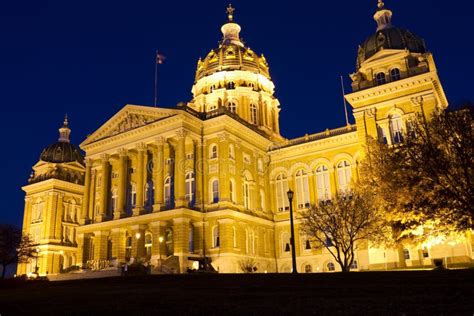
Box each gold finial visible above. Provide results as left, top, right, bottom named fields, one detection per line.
left=378, top=0, right=385, bottom=9
left=226, top=4, right=235, bottom=21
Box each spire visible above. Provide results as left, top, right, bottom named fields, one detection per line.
left=58, top=114, right=71, bottom=143
left=374, top=0, right=393, bottom=31
left=221, top=4, right=243, bottom=47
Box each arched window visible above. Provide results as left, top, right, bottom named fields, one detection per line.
left=390, top=68, right=401, bottom=81
left=304, top=264, right=312, bottom=273
left=209, top=144, right=218, bottom=159
left=243, top=176, right=251, bottom=209
left=145, top=233, right=152, bottom=259
left=316, top=165, right=331, bottom=201
left=375, top=72, right=386, bottom=85
left=125, top=236, right=132, bottom=261
left=275, top=174, right=289, bottom=212
left=250, top=103, right=258, bottom=124
left=403, top=248, right=410, bottom=260
left=327, top=262, right=335, bottom=272
left=164, top=176, right=173, bottom=208
left=227, top=81, right=235, bottom=89
left=211, top=179, right=219, bottom=203
left=110, top=188, right=118, bottom=212
left=227, top=100, right=237, bottom=113
left=337, top=161, right=352, bottom=193
left=295, top=169, right=310, bottom=209
left=229, top=144, right=235, bottom=159
left=185, top=172, right=195, bottom=206
left=377, top=125, right=388, bottom=144
left=390, top=114, right=404, bottom=144
left=212, top=225, right=220, bottom=247
left=229, top=179, right=236, bottom=203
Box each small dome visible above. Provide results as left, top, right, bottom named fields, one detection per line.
left=40, top=142, right=84, bottom=165
left=39, top=115, right=84, bottom=165
left=357, top=27, right=426, bottom=70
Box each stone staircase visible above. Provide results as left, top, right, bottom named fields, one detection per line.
left=152, top=255, right=180, bottom=274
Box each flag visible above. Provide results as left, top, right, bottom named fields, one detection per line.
left=156, top=52, right=166, bottom=64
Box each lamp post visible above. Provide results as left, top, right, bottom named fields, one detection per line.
left=287, top=189, right=298, bottom=274
left=158, top=236, right=164, bottom=271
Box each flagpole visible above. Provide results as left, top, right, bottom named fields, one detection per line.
left=340, top=75, right=349, bottom=126
left=154, top=50, right=159, bottom=107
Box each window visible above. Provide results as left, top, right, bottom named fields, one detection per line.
left=305, top=239, right=311, bottom=250
left=145, top=233, right=152, bottom=259
left=337, top=161, right=352, bottom=193
left=282, top=233, right=290, bottom=253
left=250, top=104, right=258, bottom=124
left=229, top=179, right=236, bottom=203
left=422, top=248, right=429, bottom=258
left=185, top=172, right=195, bottom=206
left=375, top=72, right=386, bottom=85
left=350, top=260, right=358, bottom=270
left=316, top=165, right=331, bottom=201
left=390, top=114, right=404, bottom=144
left=275, top=174, right=289, bottom=212
left=229, top=144, right=235, bottom=159
left=110, top=188, right=118, bottom=212
left=377, top=125, right=388, bottom=144
left=304, top=264, right=312, bottom=273
left=327, top=262, right=335, bottom=272
left=227, top=100, right=237, bottom=113
left=189, top=225, right=194, bottom=252
left=243, top=176, right=251, bottom=209
left=227, top=81, right=235, bottom=89
left=130, top=183, right=137, bottom=207
left=211, top=179, right=219, bottom=203
left=390, top=68, right=401, bottom=81
left=403, top=249, right=410, bottom=260
left=295, top=169, right=310, bottom=209
left=125, top=236, right=132, bottom=261
left=209, top=144, right=218, bottom=159
left=164, top=176, right=173, bottom=208
left=213, top=226, right=220, bottom=247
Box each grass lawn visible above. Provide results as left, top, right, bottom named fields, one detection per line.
left=0, top=269, right=473, bottom=315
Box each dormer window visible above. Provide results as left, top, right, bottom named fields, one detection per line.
left=390, top=68, right=401, bottom=81
left=375, top=72, right=386, bottom=85
left=227, top=81, right=235, bottom=90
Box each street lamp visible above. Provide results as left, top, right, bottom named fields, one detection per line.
left=158, top=236, right=164, bottom=271
left=287, top=189, right=297, bottom=274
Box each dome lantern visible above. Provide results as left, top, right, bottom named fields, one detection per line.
left=221, top=4, right=243, bottom=47
left=58, top=114, right=71, bottom=143
left=374, top=0, right=393, bottom=31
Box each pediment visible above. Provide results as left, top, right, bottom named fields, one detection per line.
left=362, top=49, right=408, bottom=66
left=81, top=104, right=179, bottom=146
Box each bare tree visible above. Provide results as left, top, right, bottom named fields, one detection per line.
left=302, top=190, right=388, bottom=272
left=0, top=224, right=36, bottom=279
left=362, top=105, right=474, bottom=242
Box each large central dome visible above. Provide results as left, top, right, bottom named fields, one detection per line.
left=195, top=6, right=270, bottom=82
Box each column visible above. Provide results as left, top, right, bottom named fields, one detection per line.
left=131, top=225, right=146, bottom=260
left=150, top=221, right=167, bottom=260
left=88, top=170, right=96, bottom=220
left=93, top=231, right=108, bottom=260
left=217, top=219, right=234, bottom=252
left=80, top=159, right=92, bottom=224
left=218, top=133, right=230, bottom=203
left=111, top=228, right=126, bottom=263
left=153, top=137, right=165, bottom=212
left=173, top=218, right=191, bottom=273
left=174, top=130, right=187, bottom=208
left=133, top=143, right=146, bottom=215
left=115, top=148, right=128, bottom=219
left=195, top=139, right=205, bottom=209
left=76, top=233, right=85, bottom=267
left=97, top=154, right=110, bottom=222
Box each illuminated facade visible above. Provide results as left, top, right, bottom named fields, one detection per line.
left=18, top=3, right=473, bottom=276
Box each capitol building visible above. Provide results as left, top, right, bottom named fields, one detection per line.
left=17, top=2, right=473, bottom=276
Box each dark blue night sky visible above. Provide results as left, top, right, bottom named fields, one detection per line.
left=1, top=0, right=473, bottom=227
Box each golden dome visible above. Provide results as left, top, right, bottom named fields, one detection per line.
left=195, top=5, right=270, bottom=82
